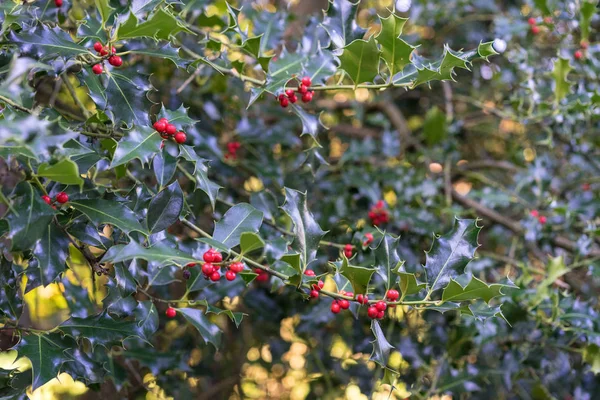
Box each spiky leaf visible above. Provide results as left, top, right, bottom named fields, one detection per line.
left=213, top=203, right=263, bottom=248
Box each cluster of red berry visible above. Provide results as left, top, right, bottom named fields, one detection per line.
left=278, top=76, right=314, bottom=108
left=330, top=291, right=352, bottom=314
left=253, top=268, right=270, bottom=282
left=41, top=192, right=69, bottom=208
left=367, top=301, right=387, bottom=319
left=305, top=270, right=324, bottom=298
left=153, top=118, right=187, bottom=144
left=368, top=200, right=389, bottom=226
left=91, top=42, right=122, bottom=75
left=530, top=210, right=547, bottom=225
left=527, top=16, right=552, bottom=35
left=343, top=244, right=353, bottom=258
left=575, top=40, right=588, bottom=61
left=224, top=141, right=241, bottom=161
left=363, top=232, right=374, bottom=247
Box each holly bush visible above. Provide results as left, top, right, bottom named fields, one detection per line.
left=0, top=0, right=599, bottom=398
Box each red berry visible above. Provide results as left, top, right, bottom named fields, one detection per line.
left=202, top=263, right=215, bottom=275
left=182, top=269, right=191, bottom=280
left=230, top=262, right=244, bottom=273
left=93, top=42, right=103, bottom=52
left=304, top=269, right=316, bottom=276
left=203, top=251, right=215, bottom=262
left=288, top=94, right=298, bottom=103
left=310, top=290, right=319, bottom=299
left=210, top=270, right=221, bottom=281
left=212, top=251, right=223, bottom=263
left=386, top=290, right=399, bottom=301
left=99, top=47, right=109, bottom=56
left=165, top=307, right=176, bottom=318
left=159, top=117, right=168, bottom=123
left=376, top=200, right=385, bottom=208
left=531, top=25, right=540, bottom=34
left=174, top=132, right=187, bottom=144
left=165, top=124, right=177, bottom=135
left=580, top=40, right=589, bottom=49
left=317, top=280, right=324, bottom=290
left=285, top=89, right=295, bottom=97
left=298, top=84, right=308, bottom=94
left=530, top=210, right=539, bottom=218
left=225, top=271, right=236, bottom=281
left=375, top=301, right=387, bottom=311
left=330, top=301, right=341, bottom=314
left=153, top=120, right=167, bottom=132
left=574, top=50, right=583, bottom=60
left=367, top=306, right=378, bottom=319
left=538, top=215, right=547, bottom=224
left=346, top=292, right=353, bottom=298
left=527, top=17, right=536, bottom=25
left=255, top=271, right=269, bottom=282
left=363, top=232, right=374, bottom=246
left=279, top=94, right=289, bottom=108
left=112, top=47, right=116, bottom=54
left=339, top=299, right=350, bottom=310
left=582, top=183, right=591, bottom=191
left=92, top=64, right=103, bottom=75
left=377, top=310, right=385, bottom=319
left=55, top=0, right=62, bottom=6
left=302, top=91, right=314, bottom=103
left=56, top=192, right=69, bottom=204
left=186, top=262, right=196, bottom=267
left=108, top=55, right=123, bottom=67
left=41, top=195, right=52, bottom=205
left=301, top=76, right=312, bottom=87
left=356, top=294, right=369, bottom=304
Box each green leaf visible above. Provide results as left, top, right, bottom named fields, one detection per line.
left=59, top=311, right=144, bottom=349
left=15, top=333, right=73, bottom=391
left=580, top=1, right=596, bottom=42
left=157, top=103, right=197, bottom=126
left=552, top=57, right=573, bottom=103
left=240, top=232, right=265, bottom=255
left=413, top=46, right=470, bottom=87
left=532, top=256, right=568, bottom=306
left=321, top=0, right=366, bottom=49
left=338, top=255, right=375, bottom=295
left=153, top=150, right=177, bottom=188
left=213, top=203, right=263, bottom=248
left=424, top=219, right=481, bottom=295
left=534, top=0, right=552, bottom=15
left=458, top=301, right=508, bottom=323
left=423, top=106, right=447, bottom=145
left=477, top=41, right=499, bottom=61
left=290, top=104, right=319, bottom=138
left=370, top=320, right=394, bottom=368
left=37, top=159, right=84, bottom=186
left=196, top=238, right=230, bottom=254
left=281, top=188, right=326, bottom=270
left=147, top=181, right=183, bottom=233
left=62, top=139, right=102, bottom=173
left=241, top=35, right=262, bottom=59
left=3, top=182, right=56, bottom=252
left=179, top=146, right=221, bottom=210
left=117, top=9, right=192, bottom=40
left=583, top=344, right=600, bottom=375
left=128, top=43, right=189, bottom=68
left=110, top=126, right=162, bottom=168
left=376, top=14, right=415, bottom=76
left=101, top=240, right=195, bottom=267
left=102, top=70, right=152, bottom=126
left=0, top=257, right=23, bottom=319
left=201, top=301, right=245, bottom=328
left=397, top=272, right=426, bottom=301
left=30, top=223, right=70, bottom=287
left=0, top=144, right=37, bottom=160
left=249, top=50, right=306, bottom=106
left=302, top=49, right=337, bottom=84
left=10, top=26, right=89, bottom=58
left=373, top=233, right=403, bottom=291
left=95, top=0, right=114, bottom=26
left=70, top=198, right=147, bottom=236
left=279, top=253, right=303, bottom=286
left=177, top=308, right=222, bottom=349
left=338, top=37, right=381, bottom=86
left=442, top=277, right=517, bottom=304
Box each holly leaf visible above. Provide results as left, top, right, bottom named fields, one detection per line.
left=179, top=146, right=221, bottom=210
left=147, top=181, right=183, bottom=233
left=101, top=240, right=195, bottom=267
left=59, top=311, right=145, bottom=348
left=376, top=14, right=415, bottom=76
left=3, top=182, right=56, bottom=252
left=128, top=43, right=189, bottom=69
left=338, top=255, right=375, bottom=295
left=580, top=1, right=596, bottom=41
left=423, top=219, right=481, bottom=295
left=397, top=272, right=426, bottom=301
left=110, top=126, right=162, bottom=168
left=370, top=320, right=394, bottom=368
left=103, top=69, right=152, bottom=126
left=442, top=277, right=517, bottom=304
left=338, top=37, right=381, bottom=86
left=374, top=233, right=403, bottom=291
left=11, top=25, right=88, bottom=58
left=177, top=308, right=222, bottom=349
left=0, top=257, right=23, bottom=319
left=153, top=149, right=177, bottom=189
left=15, top=333, right=73, bottom=391
left=291, top=104, right=319, bottom=138
left=157, top=103, right=197, bottom=126
left=281, top=188, right=326, bottom=270
left=95, top=0, right=114, bottom=26
left=458, top=301, right=508, bottom=323
left=240, top=232, right=265, bottom=255
left=321, top=0, right=366, bottom=49
left=37, top=159, right=84, bottom=186
left=248, top=50, right=306, bottom=106
left=30, top=223, right=70, bottom=287
left=0, top=144, right=38, bottom=161
left=583, top=344, right=600, bottom=375
left=213, top=203, right=263, bottom=248
left=552, top=57, right=573, bottom=103
left=117, top=8, right=192, bottom=40
left=69, top=198, right=147, bottom=236
left=302, top=49, right=337, bottom=84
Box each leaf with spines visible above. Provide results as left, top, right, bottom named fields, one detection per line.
left=240, top=232, right=265, bottom=255
left=374, top=233, right=403, bottom=291
left=212, top=203, right=263, bottom=248
left=376, top=14, right=415, bottom=77
left=580, top=1, right=596, bottom=42
left=552, top=57, right=572, bottom=103
left=101, top=240, right=195, bottom=267
left=397, top=272, right=426, bottom=301
left=37, top=159, right=84, bottom=186
left=147, top=181, right=183, bottom=233
left=30, top=224, right=70, bottom=288
left=338, top=37, right=381, bottom=86
left=0, top=257, right=23, bottom=319
left=110, top=126, right=162, bottom=168
left=458, top=301, right=509, bottom=323
left=70, top=198, right=147, bottom=236
left=117, top=9, right=192, bottom=40
left=95, top=0, right=114, bottom=26
left=442, top=277, right=517, bottom=304
left=281, top=188, right=326, bottom=270
left=424, top=219, right=481, bottom=295
left=291, top=104, right=319, bottom=138
left=15, top=333, right=73, bottom=391
left=157, top=103, right=197, bottom=126
left=302, top=49, right=337, bottom=85
left=321, top=0, right=366, bottom=49
left=128, top=43, right=189, bottom=69
left=249, top=50, right=306, bottom=106
left=370, top=320, right=394, bottom=368
left=59, top=311, right=145, bottom=349
left=11, top=26, right=89, bottom=58
left=177, top=308, right=222, bottom=349
left=337, top=255, right=375, bottom=295
left=179, top=146, right=221, bottom=210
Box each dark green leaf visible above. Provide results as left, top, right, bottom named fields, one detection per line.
left=338, top=37, right=381, bottom=86
left=157, top=103, right=197, bottom=126
left=213, top=203, right=263, bottom=248
left=30, top=223, right=70, bottom=287
left=338, top=255, right=375, bottom=295
left=291, top=104, right=319, bottom=138
left=374, top=233, right=403, bottom=291
left=397, top=272, right=426, bottom=301
left=153, top=150, right=177, bottom=188
left=101, top=240, right=195, bottom=267
left=442, top=277, right=517, bottom=304
left=59, top=311, right=144, bottom=348
left=11, top=26, right=88, bottom=58
left=0, top=257, right=22, bottom=319
left=95, top=0, right=114, bottom=26
left=37, top=159, right=84, bottom=186
left=70, top=198, right=147, bottom=236
left=321, top=0, right=366, bottom=48
left=376, top=14, right=415, bottom=76
left=370, top=320, right=393, bottom=368
left=177, top=308, right=222, bottom=349
left=147, top=181, right=183, bottom=233
left=240, top=232, right=265, bottom=255
left=117, top=9, right=191, bottom=40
